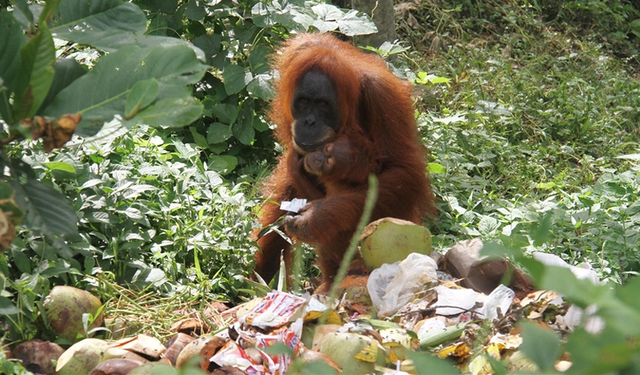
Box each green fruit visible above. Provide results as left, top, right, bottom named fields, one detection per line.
left=44, top=286, right=103, bottom=342
left=319, top=332, right=384, bottom=374
left=360, top=218, right=432, bottom=270
left=56, top=338, right=109, bottom=375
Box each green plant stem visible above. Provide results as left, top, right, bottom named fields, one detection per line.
left=322, top=174, right=378, bottom=322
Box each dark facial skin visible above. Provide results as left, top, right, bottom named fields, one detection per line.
left=290, top=71, right=340, bottom=153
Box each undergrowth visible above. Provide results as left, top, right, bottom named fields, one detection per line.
left=398, top=0, right=640, bottom=282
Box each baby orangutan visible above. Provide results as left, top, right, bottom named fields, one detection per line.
left=303, top=134, right=377, bottom=191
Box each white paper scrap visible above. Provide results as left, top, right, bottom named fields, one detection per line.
left=280, top=198, right=307, bottom=213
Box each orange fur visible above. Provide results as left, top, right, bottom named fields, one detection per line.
left=255, top=33, right=436, bottom=285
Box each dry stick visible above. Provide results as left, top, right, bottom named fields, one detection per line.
left=321, top=174, right=379, bottom=323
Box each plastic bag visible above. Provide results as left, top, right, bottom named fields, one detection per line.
left=367, top=253, right=438, bottom=317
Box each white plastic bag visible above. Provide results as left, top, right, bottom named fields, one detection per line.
left=367, top=253, right=438, bottom=317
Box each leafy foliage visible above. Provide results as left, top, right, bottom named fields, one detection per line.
left=400, top=0, right=640, bottom=284
left=0, top=0, right=377, bottom=344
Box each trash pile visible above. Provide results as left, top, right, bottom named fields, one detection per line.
left=7, top=219, right=602, bottom=374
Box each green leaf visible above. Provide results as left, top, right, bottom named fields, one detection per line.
left=209, top=155, right=237, bottom=175
left=247, top=73, right=275, bottom=100
left=251, top=2, right=296, bottom=28
left=209, top=103, right=239, bottom=124
left=0, top=296, right=19, bottom=315
left=8, top=162, right=78, bottom=240
left=565, top=327, right=635, bottom=374
left=125, top=79, right=160, bottom=119
left=532, top=211, right=552, bottom=246
left=133, top=97, right=203, bottom=128
left=233, top=106, right=255, bottom=145
left=185, top=0, right=206, bottom=20
left=11, top=0, right=34, bottom=31
left=336, top=9, right=378, bottom=36
left=42, top=44, right=207, bottom=135
left=192, top=34, right=221, bottom=64
left=189, top=126, right=208, bottom=149
left=38, top=58, right=87, bottom=114
left=407, top=351, right=459, bottom=375
left=427, top=162, right=445, bottom=174
left=39, top=0, right=62, bottom=25
left=12, top=22, right=55, bottom=121
left=50, top=0, right=147, bottom=49
left=249, top=45, right=271, bottom=75
left=522, top=260, right=609, bottom=308
left=43, top=161, right=77, bottom=180
left=10, top=248, right=31, bottom=274
left=0, top=182, right=24, bottom=224
left=223, top=64, right=250, bottom=95
left=21, top=178, right=78, bottom=237
left=43, top=161, right=76, bottom=174
left=519, top=321, right=561, bottom=371
left=207, top=122, right=233, bottom=144
left=0, top=12, right=27, bottom=107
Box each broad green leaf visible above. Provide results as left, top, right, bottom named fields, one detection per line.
left=142, top=0, right=179, bottom=14
left=209, top=155, right=238, bottom=175
left=209, top=103, right=240, bottom=124
left=519, top=321, right=561, bottom=371
left=336, top=9, right=378, bottom=36
left=8, top=161, right=78, bottom=240
left=233, top=106, right=255, bottom=145
left=192, top=34, right=221, bottom=63
left=38, top=58, right=87, bottom=114
left=0, top=11, right=27, bottom=123
left=0, top=296, right=19, bottom=315
left=427, top=162, right=445, bottom=174
left=131, top=267, right=166, bottom=289
left=185, top=0, right=206, bottom=20
left=13, top=22, right=55, bottom=120
left=565, top=327, right=635, bottom=374
left=0, top=11, right=27, bottom=91
left=42, top=44, right=207, bottom=135
left=39, top=0, right=62, bottom=25
left=312, top=4, right=344, bottom=22
left=125, top=79, right=159, bottom=119
left=407, top=351, right=459, bottom=375
left=133, top=97, right=203, bottom=128
left=0, top=182, right=24, bottom=223
left=207, top=122, right=233, bottom=144
left=50, top=0, right=147, bottom=48
left=52, top=0, right=206, bottom=60
left=532, top=211, right=552, bottom=246
left=478, top=215, right=499, bottom=235
left=189, top=126, right=208, bottom=149
left=249, top=45, right=271, bottom=75
left=11, top=0, right=34, bottom=31
left=224, top=64, right=250, bottom=95
left=521, top=260, right=610, bottom=308
left=43, top=161, right=76, bottom=174
left=17, top=178, right=79, bottom=238
left=10, top=248, right=31, bottom=274
left=0, top=181, right=15, bottom=201
left=247, top=73, right=275, bottom=100
left=251, top=2, right=286, bottom=28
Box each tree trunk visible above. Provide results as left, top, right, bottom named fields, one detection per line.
left=351, top=0, right=397, bottom=48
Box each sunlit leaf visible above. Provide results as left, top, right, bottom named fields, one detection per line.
left=42, top=44, right=207, bottom=134
left=519, top=321, right=561, bottom=371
